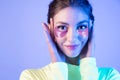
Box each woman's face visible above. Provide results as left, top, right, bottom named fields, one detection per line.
left=53, top=7, right=91, bottom=58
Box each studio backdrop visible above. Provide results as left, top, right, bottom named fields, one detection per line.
left=0, top=0, right=120, bottom=80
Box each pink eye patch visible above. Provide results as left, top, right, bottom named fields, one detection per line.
left=77, top=28, right=88, bottom=38
left=54, top=27, right=67, bottom=38
left=54, top=27, right=89, bottom=38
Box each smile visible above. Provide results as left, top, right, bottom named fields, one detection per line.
left=65, top=44, right=79, bottom=50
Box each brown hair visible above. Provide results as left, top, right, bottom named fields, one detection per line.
left=47, top=0, right=94, bottom=24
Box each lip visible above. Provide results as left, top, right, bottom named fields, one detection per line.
left=65, top=44, right=79, bottom=50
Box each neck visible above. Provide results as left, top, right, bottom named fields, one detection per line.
left=65, top=56, right=80, bottom=66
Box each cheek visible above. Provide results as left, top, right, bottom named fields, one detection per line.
left=78, top=28, right=88, bottom=38
left=54, top=28, right=67, bottom=38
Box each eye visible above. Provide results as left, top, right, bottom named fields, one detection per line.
left=77, top=25, right=88, bottom=31
left=56, top=25, right=68, bottom=32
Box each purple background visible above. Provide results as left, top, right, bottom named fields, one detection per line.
left=0, top=0, right=120, bottom=80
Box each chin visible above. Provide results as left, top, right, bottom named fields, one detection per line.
left=64, top=51, right=81, bottom=58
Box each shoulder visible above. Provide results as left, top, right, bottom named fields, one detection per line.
left=19, top=68, right=45, bottom=80
left=98, top=67, right=120, bottom=80
left=19, top=62, right=68, bottom=80
left=19, top=63, right=52, bottom=80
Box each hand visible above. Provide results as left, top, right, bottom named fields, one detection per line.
left=41, top=19, right=65, bottom=63
left=80, top=26, right=95, bottom=59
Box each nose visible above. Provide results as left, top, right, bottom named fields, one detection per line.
left=66, top=27, right=79, bottom=43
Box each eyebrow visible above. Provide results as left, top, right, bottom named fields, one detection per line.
left=77, top=20, right=89, bottom=25
left=56, top=20, right=89, bottom=25
left=56, top=21, right=69, bottom=25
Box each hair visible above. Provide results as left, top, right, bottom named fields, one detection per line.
left=47, top=0, right=94, bottom=24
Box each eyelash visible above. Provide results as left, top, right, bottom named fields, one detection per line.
left=56, top=25, right=68, bottom=32
left=56, top=25, right=88, bottom=32
left=77, top=25, right=88, bottom=31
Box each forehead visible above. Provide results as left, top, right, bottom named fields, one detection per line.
left=53, top=7, right=89, bottom=24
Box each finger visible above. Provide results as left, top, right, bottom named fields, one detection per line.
left=42, top=22, right=62, bottom=62
left=88, top=26, right=95, bottom=57
left=42, top=23, right=56, bottom=52
left=42, top=23, right=57, bottom=61
left=80, top=27, right=94, bottom=58
left=41, top=23, right=50, bottom=42
left=91, top=27, right=95, bottom=56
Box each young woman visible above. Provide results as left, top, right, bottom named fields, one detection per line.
left=20, top=0, right=120, bottom=80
